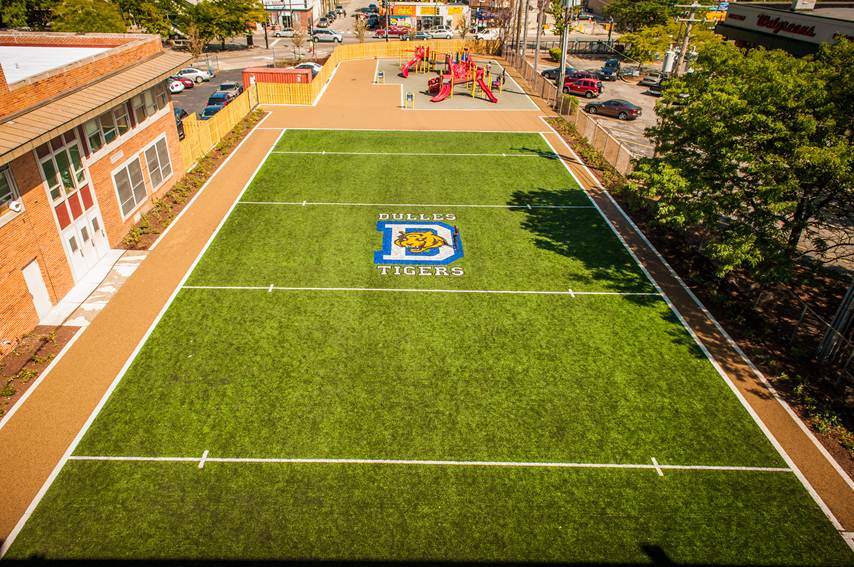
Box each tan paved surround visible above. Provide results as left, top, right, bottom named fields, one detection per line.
left=0, top=57, right=852, bottom=551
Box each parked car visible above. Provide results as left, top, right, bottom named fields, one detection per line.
left=218, top=81, right=243, bottom=96
left=589, top=67, right=618, bottom=81
left=273, top=27, right=294, bottom=37
left=312, top=28, right=343, bottom=42
left=174, top=107, right=189, bottom=121
left=375, top=26, right=411, bottom=38
left=167, top=79, right=184, bottom=94
left=563, top=77, right=603, bottom=98
left=207, top=90, right=236, bottom=107
left=541, top=66, right=575, bottom=82
left=366, top=15, right=381, bottom=29
left=169, top=75, right=194, bottom=88
left=294, top=62, right=322, bottom=77
left=175, top=117, right=185, bottom=140
left=603, top=58, right=621, bottom=71
left=335, top=4, right=344, bottom=13
left=400, top=31, right=430, bottom=41
left=177, top=67, right=213, bottom=83
left=430, top=26, right=454, bottom=39
left=199, top=104, right=224, bottom=120
left=325, top=11, right=336, bottom=22
left=639, top=72, right=666, bottom=87
left=475, top=28, right=499, bottom=40
left=584, top=98, right=641, bottom=120
left=317, top=17, right=329, bottom=27
left=568, top=70, right=598, bottom=80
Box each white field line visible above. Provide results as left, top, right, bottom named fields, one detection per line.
left=255, top=127, right=552, bottom=134
left=0, top=128, right=289, bottom=560
left=180, top=285, right=661, bottom=297
left=0, top=329, right=84, bottom=433
left=148, top=112, right=275, bottom=251
left=238, top=201, right=593, bottom=210
left=537, top=119, right=848, bottom=535
left=311, top=61, right=341, bottom=107
left=601, top=186, right=854, bottom=495
left=66, top=454, right=792, bottom=474
left=271, top=150, right=552, bottom=157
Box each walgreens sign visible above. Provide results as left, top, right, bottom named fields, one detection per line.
left=724, top=3, right=854, bottom=44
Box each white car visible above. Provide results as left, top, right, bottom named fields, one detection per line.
left=167, top=79, right=185, bottom=94
left=294, top=62, right=322, bottom=77
left=273, top=27, right=294, bottom=37
left=430, top=26, right=454, bottom=39
left=176, top=67, right=213, bottom=83
left=475, top=28, right=499, bottom=40
left=311, top=28, right=343, bottom=43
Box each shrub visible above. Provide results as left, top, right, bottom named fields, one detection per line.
left=548, top=48, right=562, bottom=62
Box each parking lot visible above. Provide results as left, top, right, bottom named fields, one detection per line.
left=533, top=53, right=659, bottom=158
left=170, top=69, right=245, bottom=116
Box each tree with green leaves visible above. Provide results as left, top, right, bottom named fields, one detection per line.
left=620, top=20, right=721, bottom=66
left=0, top=0, right=55, bottom=29
left=631, top=40, right=854, bottom=280
left=209, top=0, right=266, bottom=49
left=605, top=0, right=673, bottom=32
left=547, top=0, right=566, bottom=34
left=52, top=0, right=126, bottom=32
left=115, top=0, right=177, bottom=36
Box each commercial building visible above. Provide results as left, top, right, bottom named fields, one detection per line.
left=263, top=0, right=328, bottom=30
left=716, top=1, right=854, bottom=55
left=389, top=2, right=471, bottom=30
left=0, top=32, right=189, bottom=349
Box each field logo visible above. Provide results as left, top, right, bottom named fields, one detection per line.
left=374, top=220, right=463, bottom=265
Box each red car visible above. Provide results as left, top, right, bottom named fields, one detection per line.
left=563, top=77, right=603, bottom=98
left=169, top=75, right=194, bottom=89
left=374, top=25, right=410, bottom=38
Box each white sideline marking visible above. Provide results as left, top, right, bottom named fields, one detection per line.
left=259, top=127, right=552, bottom=134
left=0, top=128, right=290, bottom=560
left=537, top=119, right=849, bottom=536
left=0, top=329, right=84, bottom=433
left=66, top=454, right=792, bottom=473
left=271, top=150, right=552, bottom=158
left=198, top=450, right=209, bottom=469
left=267, top=284, right=274, bottom=293
left=181, top=285, right=661, bottom=297
left=148, top=112, right=275, bottom=251
left=602, top=187, right=854, bottom=496
left=238, top=201, right=594, bottom=210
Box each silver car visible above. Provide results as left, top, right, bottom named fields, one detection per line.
left=176, top=67, right=213, bottom=84
left=430, top=26, right=453, bottom=39
left=273, top=27, right=294, bottom=38
left=311, top=29, right=343, bottom=43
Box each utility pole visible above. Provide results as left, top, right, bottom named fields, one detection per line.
left=554, top=0, right=572, bottom=108
left=532, top=0, right=545, bottom=74
left=520, top=0, right=530, bottom=60
left=672, top=2, right=709, bottom=76
left=514, top=0, right=524, bottom=58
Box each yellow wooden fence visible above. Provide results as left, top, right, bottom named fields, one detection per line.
left=256, top=39, right=500, bottom=105
left=179, top=84, right=260, bottom=167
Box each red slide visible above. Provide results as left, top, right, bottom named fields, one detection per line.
left=477, top=77, right=498, bottom=103
left=401, top=58, right=419, bottom=78
left=430, top=81, right=453, bottom=103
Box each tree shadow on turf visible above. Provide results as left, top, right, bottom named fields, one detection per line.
left=507, top=188, right=705, bottom=360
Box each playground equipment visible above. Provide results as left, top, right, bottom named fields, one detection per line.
left=426, top=53, right=499, bottom=104
left=401, top=46, right=428, bottom=78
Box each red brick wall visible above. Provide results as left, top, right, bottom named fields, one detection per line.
left=0, top=34, right=163, bottom=120
left=87, top=109, right=185, bottom=247
left=0, top=153, right=75, bottom=348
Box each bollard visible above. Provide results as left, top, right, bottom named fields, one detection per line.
left=376, top=70, right=385, bottom=84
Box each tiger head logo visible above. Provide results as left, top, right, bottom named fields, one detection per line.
left=394, top=231, right=449, bottom=254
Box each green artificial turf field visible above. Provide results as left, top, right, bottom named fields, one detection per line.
left=7, top=130, right=852, bottom=564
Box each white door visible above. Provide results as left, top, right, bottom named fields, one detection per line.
left=22, top=260, right=53, bottom=320
left=62, top=211, right=108, bottom=280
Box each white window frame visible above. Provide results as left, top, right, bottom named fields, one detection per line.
left=142, top=134, right=173, bottom=192
left=0, top=166, right=23, bottom=228
left=37, top=133, right=87, bottom=205
left=111, top=154, right=148, bottom=220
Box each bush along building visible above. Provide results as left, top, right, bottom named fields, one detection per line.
left=0, top=32, right=190, bottom=351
